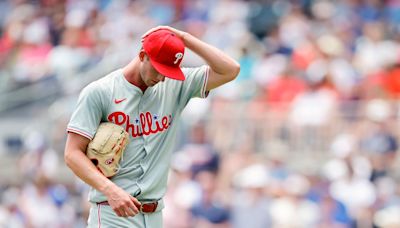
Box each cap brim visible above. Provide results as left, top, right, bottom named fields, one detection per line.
left=149, top=58, right=185, bottom=81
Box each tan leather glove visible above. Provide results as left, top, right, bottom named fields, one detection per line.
left=86, top=122, right=129, bottom=178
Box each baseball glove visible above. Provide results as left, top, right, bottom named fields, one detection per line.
left=86, top=122, right=130, bottom=178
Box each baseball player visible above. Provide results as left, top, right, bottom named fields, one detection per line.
left=64, top=26, right=240, bottom=227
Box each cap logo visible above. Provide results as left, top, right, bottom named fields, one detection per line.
left=174, top=53, right=183, bottom=64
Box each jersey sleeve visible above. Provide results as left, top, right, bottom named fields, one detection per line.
left=67, top=82, right=108, bottom=140
left=177, top=65, right=209, bottom=107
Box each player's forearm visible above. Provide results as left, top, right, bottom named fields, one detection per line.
left=182, top=32, right=240, bottom=78
left=64, top=148, right=115, bottom=194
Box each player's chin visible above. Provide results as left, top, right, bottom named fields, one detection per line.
left=148, top=80, right=159, bottom=86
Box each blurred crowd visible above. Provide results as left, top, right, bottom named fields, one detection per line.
left=1, top=0, right=400, bottom=227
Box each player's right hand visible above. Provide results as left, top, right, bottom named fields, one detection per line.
left=104, top=185, right=141, bottom=217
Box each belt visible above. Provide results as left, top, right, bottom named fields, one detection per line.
left=97, top=201, right=159, bottom=213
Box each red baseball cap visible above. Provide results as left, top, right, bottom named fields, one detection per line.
left=142, top=29, right=186, bottom=81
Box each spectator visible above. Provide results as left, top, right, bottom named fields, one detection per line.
left=191, top=170, right=230, bottom=228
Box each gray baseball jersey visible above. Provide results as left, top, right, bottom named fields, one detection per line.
left=67, top=66, right=209, bottom=203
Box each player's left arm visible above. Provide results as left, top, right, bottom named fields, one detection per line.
left=182, top=32, right=240, bottom=91
left=143, top=26, right=240, bottom=91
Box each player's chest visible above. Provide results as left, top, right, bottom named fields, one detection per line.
left=105, top=88, right=176, bottom=138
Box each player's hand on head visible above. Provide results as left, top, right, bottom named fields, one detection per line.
left=105, top=185, right=141, bottom=217
left=141, top=25, right=185, bottom=42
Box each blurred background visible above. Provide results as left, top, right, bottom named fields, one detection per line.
left=1, top=0, right=400, bottom=227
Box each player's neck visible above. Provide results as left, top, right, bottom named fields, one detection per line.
left=122, top=58, right=148, bottom=92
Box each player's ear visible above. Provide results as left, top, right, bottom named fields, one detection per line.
left=139, top=50, right=146, bottom=61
